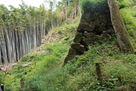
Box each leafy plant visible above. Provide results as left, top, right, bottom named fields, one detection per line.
left=115, top=0, right=131, bottom=8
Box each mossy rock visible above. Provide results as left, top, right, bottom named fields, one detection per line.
left=68, top=48, right=77, bottom=55
left=74, top=32, right=83, bottom=43
left=77, top=22, right=94, bottom=32
left=83, top=33, right=95, bottom=38
left=71, top=43, right=87, bottom=53
left=81, top=13, right=92, bottom=23
left=83, top=37, right=99, bottom=45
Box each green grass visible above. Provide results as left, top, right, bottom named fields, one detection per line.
left=63, top=45, right=136, bottom=91
left=24, top=42, right=69, bottom=91
left=18, top=44, right=136, bottom=91
left=0, top=24, right=77, bottom=91
left=115, top=0, right=131, bottom=9
left=1, top=25, right=136, bottom=90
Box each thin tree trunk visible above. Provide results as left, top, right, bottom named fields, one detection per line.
left=1, top=31, right=8, bottom=63
left=14, top=30, right=19, bottom=61
left=33, top=20, right=37, bottom=48
left=0, top=39, right=2, bottom=64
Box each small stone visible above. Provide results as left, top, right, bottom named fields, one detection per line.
left=84, top=31, right=88, bottom=33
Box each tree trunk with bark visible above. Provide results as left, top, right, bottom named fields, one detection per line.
left=108, top=0, right=134, bottom=53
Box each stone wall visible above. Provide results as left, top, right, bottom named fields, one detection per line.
left=64, top=0, right=134, bottom=65
left=64, top=2, right=114, bottom=64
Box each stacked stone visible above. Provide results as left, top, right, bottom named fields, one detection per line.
left=64, top=12, right=114, bottom=64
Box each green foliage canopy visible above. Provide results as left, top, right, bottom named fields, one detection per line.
left=115, top=0, right=131, bottom=8
left=81, top=0, right=108, bottom=13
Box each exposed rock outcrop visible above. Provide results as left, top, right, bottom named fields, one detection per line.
left=64, top=1, right=114, bottom=64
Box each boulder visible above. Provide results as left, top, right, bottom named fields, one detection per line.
left=100, top=31, right=111, bottom=38
left=83, top=37, right=98, bottom=45
left=64, top=48, right=77, bottom=64
left=83, top=33, right=95, bottom=38
left=81, top=13, right=92, bottom=23
left=99, top=26, right=106, bottom=31
left=93, top=26, right=106, bottom=35
left=87, top=25, right=95, bottom=32
left=68, top=48, right=77, bottom=55
left=64, top=55, right=76, bottom=64
left=77, top=22, right=95, bottom=32
left=71, top=43, right=87, bottom=53
left=74, top=32, right=83, bottom=43
left=94, top=19, right=100, bottom=26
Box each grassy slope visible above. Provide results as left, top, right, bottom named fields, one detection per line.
left=1, top=24, right=136, bottom=91
left=0, top=24, right=78, bottom=91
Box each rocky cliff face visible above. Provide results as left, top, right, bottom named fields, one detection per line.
left=64, top=1, right=114, bottom=64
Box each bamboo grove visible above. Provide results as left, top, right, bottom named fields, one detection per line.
left=0, top=0, right=80, bottom=64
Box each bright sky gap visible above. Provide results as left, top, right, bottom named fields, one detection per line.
left=0, top=0, right=61, bottom=8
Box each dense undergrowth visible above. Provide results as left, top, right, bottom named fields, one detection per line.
left=0, top=0, right=136, bottom=91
